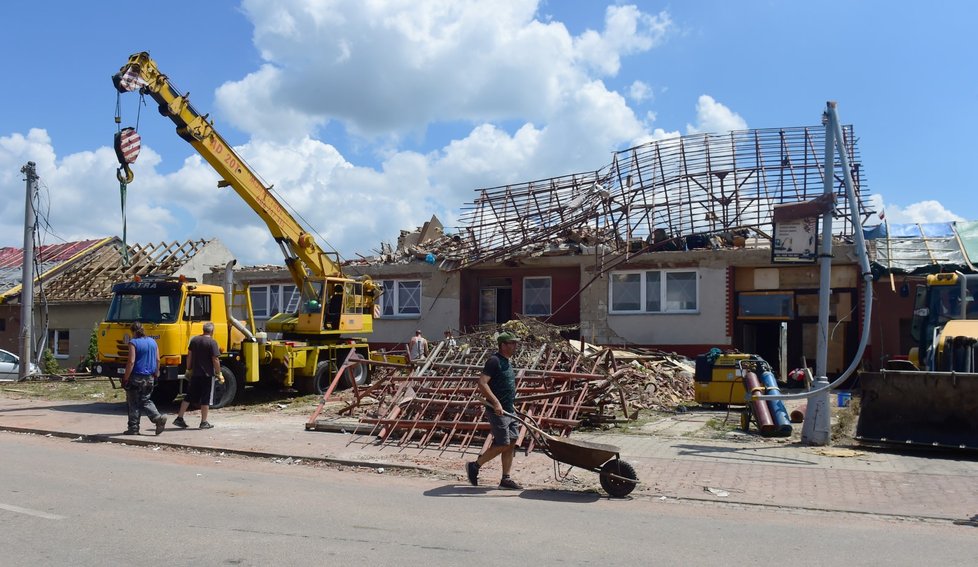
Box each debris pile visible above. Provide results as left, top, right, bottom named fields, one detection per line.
left=316, top=319, right=697, bottom=451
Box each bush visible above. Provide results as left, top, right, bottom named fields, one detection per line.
left=40, top=348, right=62, bottom=375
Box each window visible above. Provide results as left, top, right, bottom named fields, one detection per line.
left=739, top=292, right=794, bottom=319
left=47, top=329, right=70, bottom=359
left=378, top=280, right=421, bottom=317
left=523, top=277, right=552, bottom=316
left=249, top=284, right=298, bottom=318
left=183, top=294, right=212, bottom=322
left=609, top=269, right=698, bottom=313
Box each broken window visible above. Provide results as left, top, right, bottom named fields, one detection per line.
left=523, top=277, right=552, bottom=316
left=378, top=280, right=421, bottom=317
left=610, top=270, right=698, bottom=314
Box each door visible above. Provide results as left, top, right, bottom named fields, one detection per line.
left=479, top=278, right=513, bottom=325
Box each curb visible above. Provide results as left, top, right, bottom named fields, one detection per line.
left=0, top=424, right=440, bottom=476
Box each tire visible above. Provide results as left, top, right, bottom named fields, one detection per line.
left=310, top=361, right=334, bottom=395
left=599, top=459, right=638, bottom=498
left=210, top=364, right=238, bottom=409
left=310, top=354, right=370, bottom=395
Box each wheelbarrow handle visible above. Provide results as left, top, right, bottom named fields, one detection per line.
left=503, top=410, right=555, bottom=442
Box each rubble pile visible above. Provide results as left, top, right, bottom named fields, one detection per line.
left=323, top=318, right=696, bottom=451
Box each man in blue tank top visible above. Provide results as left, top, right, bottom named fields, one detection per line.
left=122, top=321, right=166, bottom=435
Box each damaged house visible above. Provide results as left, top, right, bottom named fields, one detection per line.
left=226, top=124, right=879, bottom=379
left=0, top=238, right=233, bottom=368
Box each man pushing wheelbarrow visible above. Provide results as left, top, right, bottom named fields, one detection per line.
left=465, top=331, right=639, bottom=497
left=466, top=331, right=524, bottom=490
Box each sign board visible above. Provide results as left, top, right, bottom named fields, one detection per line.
left=772, top=217, right=818, bottom=263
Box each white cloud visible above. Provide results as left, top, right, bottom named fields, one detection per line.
left=686, top=95, right=747, bottom=135
left=868, top=194, right=965, bottom=224
left=627, top=80, right=653, bottom=103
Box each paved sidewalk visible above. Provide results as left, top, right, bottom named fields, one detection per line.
left=1, top=395, right=976, bottom=522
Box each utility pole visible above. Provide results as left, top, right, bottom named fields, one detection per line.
left=800, top=106, right=837, bottom=445
left=19, top=161, right=38, bottom=380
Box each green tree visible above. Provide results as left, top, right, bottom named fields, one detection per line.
left=40, top=348, right=61, bottom=375
left=78, top=324, right=98, bottom=372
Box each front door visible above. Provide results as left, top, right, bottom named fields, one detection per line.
left=479, top=278, right=512, bottom=324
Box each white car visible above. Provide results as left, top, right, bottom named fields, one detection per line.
left=0, top=348, right=39, bottom=381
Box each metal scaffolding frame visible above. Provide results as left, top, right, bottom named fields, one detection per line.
left=456, top=125, right=872, bottom=266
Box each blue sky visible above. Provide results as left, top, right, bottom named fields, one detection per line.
left=1, top=1, right=974, bottom=265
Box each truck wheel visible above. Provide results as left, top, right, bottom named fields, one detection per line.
left=210, top=365, right=238, bottom=409
left=312, top=357, right=369, bottom=395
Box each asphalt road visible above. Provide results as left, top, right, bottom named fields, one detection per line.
left=2, top=431, right=976, bottom=566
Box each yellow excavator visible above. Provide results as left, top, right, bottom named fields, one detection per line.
left=857, top=271, right=978, bottom=450
left=94, top=52, right=378, bottom=407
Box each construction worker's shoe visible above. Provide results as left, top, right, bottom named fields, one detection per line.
left=154, top=415, right=167, bottom=435
left=172, top=416, right=188, bottom=429
left=498, top=477, right=523, bottom=490
left=122, top=429, right=138, bottom=435
left=199, top=421, right=214, bottom=430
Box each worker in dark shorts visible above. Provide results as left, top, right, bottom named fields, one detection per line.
left=466, top=331, right=523, bottom=490
left=173, top=321, right=223, bottom=430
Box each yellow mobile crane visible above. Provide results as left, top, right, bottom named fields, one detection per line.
left=94, top=52, right=378, bottom=407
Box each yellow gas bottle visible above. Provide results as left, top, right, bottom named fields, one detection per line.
left=694, top=353, right=767, bottom=405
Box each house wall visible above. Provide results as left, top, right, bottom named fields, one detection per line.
left=0, top=305, right=22, bottom=353
left=42, top=302, right=109, bottom=370
left=869, top=277, right=922, bottom=368
left=579, top=251, right=731, bottom=355
left=458, top=261, right=581, bottom=330
left=347, top=263, right=460, bottom=350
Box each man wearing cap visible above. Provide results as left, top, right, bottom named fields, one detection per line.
left=466, top=331, right=523, bottom=490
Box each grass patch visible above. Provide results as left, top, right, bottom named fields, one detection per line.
left=0, top=378, right=126, bottom=402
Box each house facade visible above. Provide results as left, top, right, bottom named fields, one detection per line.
left=0, top=238, right=234, bottom=370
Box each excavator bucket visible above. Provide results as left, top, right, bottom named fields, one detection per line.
left=856, top=370, right=978, bottom=450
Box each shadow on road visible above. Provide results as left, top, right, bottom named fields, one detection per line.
left=423, top=484, right=605, bottom=503
left=518, top=489, right=604, bottom=503
left=673, top=443, right=817, bottom=466
left=423, top=485, right=498, bottom=497
left=0, top=401, right=125, bottom=416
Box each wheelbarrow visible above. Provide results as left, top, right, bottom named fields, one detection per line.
left=505, top=411, right=639, bottom=498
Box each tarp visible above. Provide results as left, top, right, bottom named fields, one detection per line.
left=864, top=222, right=974, bottom=275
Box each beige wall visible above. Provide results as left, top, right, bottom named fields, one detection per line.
left=38, top=302, right=108, bottom=370
left=347, top=263, right=460, bottom=348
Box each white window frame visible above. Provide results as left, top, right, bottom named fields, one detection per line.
left=609, top=269, right=699, bottom=314
left=48, top=329, right=70, bottom=359
left=249, top=284, right=298, bottom=319
left=523, top=276, right=552, bottom=316
left=378, top=280, right=422, bottom=318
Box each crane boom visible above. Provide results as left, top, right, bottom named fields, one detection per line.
left=113, top=52, right=375, bottom=337
left=113, top=51, right=339, bottom=284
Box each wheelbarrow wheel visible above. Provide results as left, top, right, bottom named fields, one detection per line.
left=599, top=459, right=638, bottom=498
